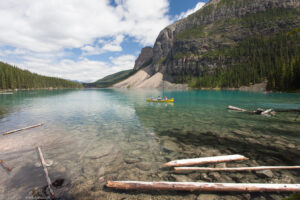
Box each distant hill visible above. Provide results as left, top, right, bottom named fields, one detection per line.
left=85, top=69, right=135, bottom=88
left=0, top=61, right=82, bottom=90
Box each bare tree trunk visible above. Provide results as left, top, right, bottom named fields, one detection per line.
left=37, top=147, right=55, bottom=200
left=106, top=181, right=300, bottom=192
left=3, top=123, right=44, bottom=135
left=163, top=154, right=248, bottom=167
left=174, top=166, right=300, bottom=172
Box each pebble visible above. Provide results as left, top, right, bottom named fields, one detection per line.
left=171, top=175, right=193, bottom=182
left=209, top=172, right=221, bottom=180
left=199, top=173, right=211, bottom=182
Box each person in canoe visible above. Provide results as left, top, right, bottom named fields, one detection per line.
left=164, top=96, right=168, bottom=100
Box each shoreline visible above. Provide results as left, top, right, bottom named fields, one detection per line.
left=0, top=87, right=83, bottom=93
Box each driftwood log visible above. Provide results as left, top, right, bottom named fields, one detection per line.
left=3, top=123, right=44, bottom=136
left=227, top=106, right=275, bottom=116
left=227, top=106, right=250, bottom=113
left=106, top=181, right=300, bottom=192
left=163, top=154, right=248, bottom=167
left=0, top=159, right=12, bottom=172
left=174, top=166, right=300, bottom=172
left=37, top=147, right=55, bottom=200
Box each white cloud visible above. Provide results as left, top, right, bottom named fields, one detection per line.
left=7, top=54, right=136, bottom=83
left=175, top=2, right=206, bottom=20
left=81, top=35, right=124, bottom=56
left=0, top=1, right=206, bottom=83
left=0, top=0, right=171, bottom=52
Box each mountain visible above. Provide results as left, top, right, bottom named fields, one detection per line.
left=150, top=0, right=300, bottom=91
left=85, top=69, right=135, bottom=88
left=113, top=0, right=300, bottom=91
left=133, top=47, right=153, bottom=71
left=0, top=61, right=82, bottom=90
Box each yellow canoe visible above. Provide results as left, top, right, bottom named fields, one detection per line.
left=146, top=98, right=174, bottom=103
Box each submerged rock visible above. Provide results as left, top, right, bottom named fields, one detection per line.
left=171, top=175, right=193, bottom=182
left=255, top=170, right=273, bottom=178
left=52, top=178, right=64, bottom=188
left=135, top=162, right=152, bottom=171
left=161, top=140, right=179, bottom=152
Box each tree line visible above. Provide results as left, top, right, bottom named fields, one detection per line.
left=0, top=62, right=82, bottom=90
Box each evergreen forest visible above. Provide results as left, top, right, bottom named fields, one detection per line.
left=0, top=62, right=82, bottom=90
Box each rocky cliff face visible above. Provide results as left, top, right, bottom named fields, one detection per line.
left=133, top=47, right=153, bottom=71
left=150, top=0, right=300, bottom=82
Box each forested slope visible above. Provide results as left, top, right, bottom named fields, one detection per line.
left=85, top=69, right=135, bottom=88
left=0, top=62, right=82, bottom=90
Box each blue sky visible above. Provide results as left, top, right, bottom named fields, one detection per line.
left=0, top=0, right=207, bottom=82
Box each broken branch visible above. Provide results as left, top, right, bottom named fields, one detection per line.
left=3, top=123, right=44, bottom=136
left=163, top=154, right=248, bottom=167
left=37, top=146, right=55, bottom=200
left=106, top=181, right=300, bottom=192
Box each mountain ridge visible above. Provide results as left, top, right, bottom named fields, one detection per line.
left=94, top=0, right=300, bottom=91
left=137, top=0, right=300, bottom=91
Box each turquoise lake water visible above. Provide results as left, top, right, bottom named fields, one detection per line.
left=0, top=89, right=299, bottom=199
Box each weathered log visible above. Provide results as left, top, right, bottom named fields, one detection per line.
left=3, top=123, right=44, bottom=136
left=228, top=106, right=276, bottom=116
left=174, top=166, right=300, bottom=172
left=227, top=106, right=250, bottom=113
left=261, top=109, right=272, bottom=115
left=0, top=159, right=12, bottom=172
left=37, top=147, right=55, bottom=200
left=163, top=154, right=248, bottom=167
left=261, top=109, right=275, bottom=116
left=106, top=181, right=300, bottom=192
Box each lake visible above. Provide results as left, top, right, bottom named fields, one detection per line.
left=0, top=89, right=299, bottom=200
